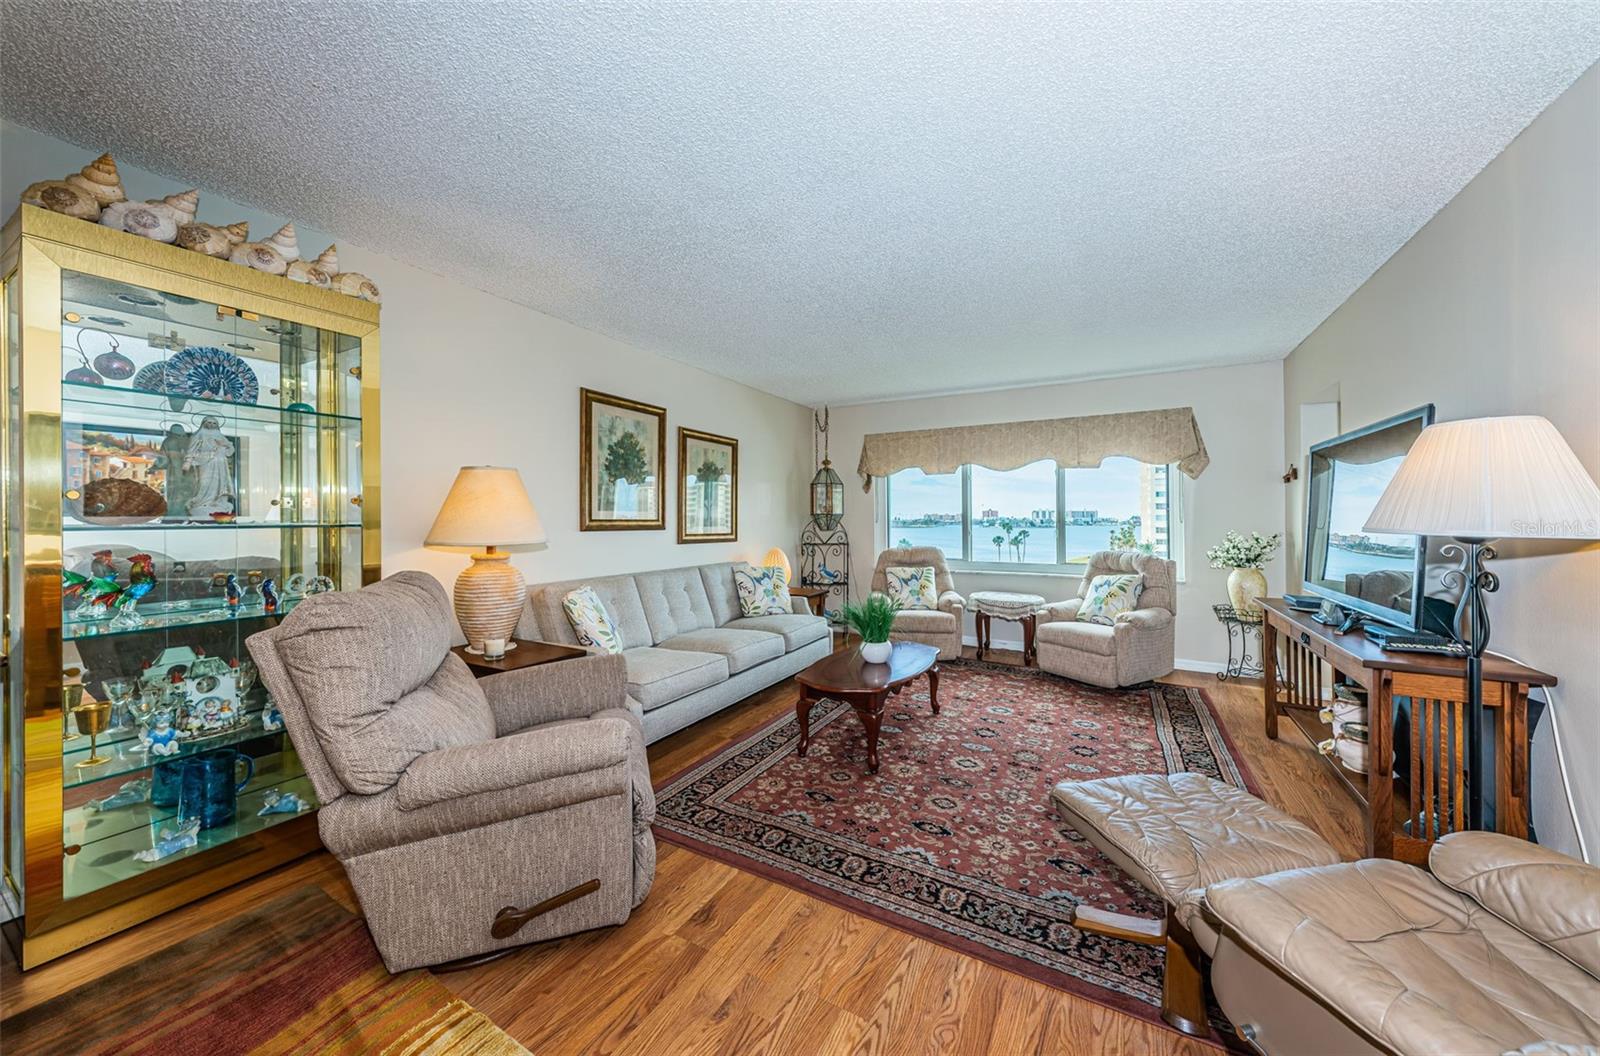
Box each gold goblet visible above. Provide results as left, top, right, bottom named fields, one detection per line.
left=71, top=696, right=113, bottom=767
left=62, top=682, right=83, bottom=742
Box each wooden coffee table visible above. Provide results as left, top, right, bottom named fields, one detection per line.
left=794, top=642, right=940, bottom=774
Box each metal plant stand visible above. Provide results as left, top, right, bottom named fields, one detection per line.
left=1213, top=604, right=1266, bottom=681
left=800, top=522, right=851, bottom=624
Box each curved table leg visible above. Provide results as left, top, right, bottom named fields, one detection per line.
left=850, top=692, right=887, bottom=773
left=796, top=689, right=815, bottom=756
left=928, top=664, right=940, bottom=714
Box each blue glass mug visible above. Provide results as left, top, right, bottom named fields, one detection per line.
left=169, top=749, right=255, bottom=831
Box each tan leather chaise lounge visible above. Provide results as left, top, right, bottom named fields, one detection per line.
left=250, top=571, right=656, bottom=972
left=1052, top=773, right=1600, bottom=1055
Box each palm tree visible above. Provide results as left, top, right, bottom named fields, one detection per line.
left=991, top=534, right=1004, bottom=559
left=1014, top=528, right=1031, bottom=561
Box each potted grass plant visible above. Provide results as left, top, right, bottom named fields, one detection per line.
left=842, top=593, right=898, bottom=664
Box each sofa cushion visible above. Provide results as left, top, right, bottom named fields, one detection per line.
left=529, top=575, right=652, bottom=650
left=697, top=562, right=743, bottom=625
left=269, top=571, right=496, bottom=795
left=890, top=608, right=957, bottom=634
left=657, top=627, right=784, bottom=674
left=733, top=563, right=792, bottom=616
left=635, top=567, right=717, bottom=642
left=1037, top=619, right=1118, bottom=656
left=1076, top=573, right=1144, bottom=625
left=622, top=647, right=728, bottom=710
left=883, top=566, right=938, bottom=610
left=726, top=613, right=830, bottom=651
left=562, top=586, right=624, bottom=654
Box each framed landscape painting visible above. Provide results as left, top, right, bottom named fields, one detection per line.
left=678, top=427, right=738, bottom=543
left=580, top=388, right=666, bottom=531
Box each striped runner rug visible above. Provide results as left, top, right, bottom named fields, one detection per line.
left=1, top=887, right=527, bottom=1056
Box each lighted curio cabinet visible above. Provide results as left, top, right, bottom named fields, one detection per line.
left=0, top=205, right=380, bottom=968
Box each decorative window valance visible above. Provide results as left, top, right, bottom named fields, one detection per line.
left=856, top=406, right=1209, bottom=490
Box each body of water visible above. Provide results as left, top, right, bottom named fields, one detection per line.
left=889, top=522, right=1137, bottom=564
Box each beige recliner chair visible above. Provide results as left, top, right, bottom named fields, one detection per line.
left=1036, top=550, right=1176, bottom=687
left=249, top=571, right=656, bottom=972
left=870, top=546, right=965, bottom=660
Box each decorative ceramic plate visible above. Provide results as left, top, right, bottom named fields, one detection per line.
left=164, top=346, right=259, bottom=403
left=131, top=362, right=170, bottom=392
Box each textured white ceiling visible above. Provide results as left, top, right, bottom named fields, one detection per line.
left=3, top=2, right=1598, bottom=405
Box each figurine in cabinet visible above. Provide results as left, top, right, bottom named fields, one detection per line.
left=144, top=713, right=181, bottom=756
left=182, top=416, right=236, bottom=519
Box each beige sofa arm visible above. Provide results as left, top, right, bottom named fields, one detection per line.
left=395, top=716, right=632, bottom=811
left=789, top=595, right=813, bottom=616
left=481, top=652, right=628, bottom=736
left=1040, top=599, right=1083, bottom=623
left=1114, top=608, right=1174, bottom=633
left=937, top=590, right=965, bottom=616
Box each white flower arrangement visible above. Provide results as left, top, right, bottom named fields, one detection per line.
left=1206, top=530, right=1282, bottom=570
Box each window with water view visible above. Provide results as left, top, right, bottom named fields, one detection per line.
left=886, top=457, right=1174, bottom=570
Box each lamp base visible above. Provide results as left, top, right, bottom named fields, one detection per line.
left=453, top=550, right=527, bottom=653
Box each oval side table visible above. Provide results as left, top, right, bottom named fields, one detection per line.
left=969, top=590, right=1046, bottom=665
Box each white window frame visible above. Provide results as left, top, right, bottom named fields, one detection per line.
left=880, top=462, right=1185, bottom=579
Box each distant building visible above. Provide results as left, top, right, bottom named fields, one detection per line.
left=1067, top=508, right=1097, bottom=524
left=1031, top=508, right=1055, bottom=525
left=1139, top=463, right=1170, bottom=554
left=980, top=508, right=999, bottom=520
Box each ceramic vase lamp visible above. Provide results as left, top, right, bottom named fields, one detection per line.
left=425, top=466, right=547, bottom=654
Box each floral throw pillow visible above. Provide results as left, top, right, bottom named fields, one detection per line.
left=734, top=563, right=792, bottom=617
left=562, top=586, right=623, bottom=654
left=883, top=566, right=938, bottom=610
left=1075, top=574, right=1144, bottom=626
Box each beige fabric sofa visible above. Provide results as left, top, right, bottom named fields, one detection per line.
left=1035, top=549, right=1175, bottom=687
left=869, top=546, right=965, bottom=660
left=524, top=561, right=832, bottom=743
left=248, top=572, right=656, bottom=972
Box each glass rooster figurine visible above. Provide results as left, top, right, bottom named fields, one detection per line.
left=62, top=553, right=158, bottom=628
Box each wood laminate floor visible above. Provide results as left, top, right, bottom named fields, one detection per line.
left=1, top=648, right=1363, bottom=1054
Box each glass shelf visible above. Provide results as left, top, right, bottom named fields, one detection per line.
left=61, top=775, right=317, bottom=901
left=64, top=745, right=306, bottom=849
left=63, top=707, right=287, bottom=788
left=63, top=381, right=360, bottom=424
left=64, top=521, right=361, bottom=532
left=64, top=596, right=306, bottom=641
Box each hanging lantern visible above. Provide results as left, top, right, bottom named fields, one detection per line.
left=810, top=458, right=844, bottom=530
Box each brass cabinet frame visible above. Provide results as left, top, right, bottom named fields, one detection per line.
left=0, top=206, right=380, bottom=967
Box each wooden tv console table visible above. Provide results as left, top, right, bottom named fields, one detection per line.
left=1259, top=598, right=1555, bottom=864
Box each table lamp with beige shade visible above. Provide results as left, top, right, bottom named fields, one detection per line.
left=762, top=547, right=792, bottom=585
left=1364, top=415, right=1600, bottom=830
left=425, top=466, right=547, bottom=654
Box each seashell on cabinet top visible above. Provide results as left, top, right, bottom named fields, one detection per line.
left=99, top=199, right=181, bottom=243
left=222, top=221, right=249, bottom=244
left=158, top=189, right=200, bottom=225
left=175, top=221, right=240, bottom=258
left=65, top=153, right=127, bottom=207
left=286, top=244, right=337, bottom=288
left=262, top=223, right=299, bottom=262
left=331, top=272, right=381, bottom=303
left=21, top=179, right=101, bottom=220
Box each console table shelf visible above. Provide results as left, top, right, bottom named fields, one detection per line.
left=1259, top=598, right=1554, bottom=864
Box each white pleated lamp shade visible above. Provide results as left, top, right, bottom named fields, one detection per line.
left=424, top=466, right=547, bottom=550
left=1364, top=416, right=1600, bottom=540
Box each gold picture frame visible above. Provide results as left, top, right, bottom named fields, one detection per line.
left=677, top=427, right=738, bottom=543
left=580, top=388, right=666, bottom=531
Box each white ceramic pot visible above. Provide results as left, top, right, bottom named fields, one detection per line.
left=860, top=640, right=893, bottom=664
left=1227, top=567, right=1269, bottom=613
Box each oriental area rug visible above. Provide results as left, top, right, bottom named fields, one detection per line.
left=1, top=886, right=528, bottom=1056
left=654, top=660, right=1256, bottom=1032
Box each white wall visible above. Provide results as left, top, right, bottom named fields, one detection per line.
left=826, top=360, right=1286, bottom=669
left=2, top=120, right=815, bottom=613
left=1283, top=66, right=1600, bottom=859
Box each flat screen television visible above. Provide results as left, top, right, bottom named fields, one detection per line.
left=1302, top=404, right=1435, bottom=631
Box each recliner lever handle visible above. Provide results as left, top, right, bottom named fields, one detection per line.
left=491, top=878, right=601, bottom=939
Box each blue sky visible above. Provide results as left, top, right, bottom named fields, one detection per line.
left=890, top=457, right=1146, bottom=520
left=1329, top=455, right=1406, bottom=537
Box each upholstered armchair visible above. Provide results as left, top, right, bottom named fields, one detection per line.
left=870, top=546, right=965, bottom=660
left=1035, top=550, right=1176, bottom=687
left=248, top=571, right=655, bottom=972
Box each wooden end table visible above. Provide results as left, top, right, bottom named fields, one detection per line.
left=790, top=585, right=830, bottom=616
left=793, top=642, right=939, bottom=774
left=451, top=638, right=588, bottom=678
left=970, top=591, right=1046, bottom=665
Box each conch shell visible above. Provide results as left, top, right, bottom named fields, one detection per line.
left=228, top=222, right=299, bottom=275
left=65, top=153, right=126, bottom=207
left=99, top=198, right=186, bottom=242
left=158, top=189, right=199, bottom=225
left=176, top=220, right=248, bottom=258
left=21, top=179, right=100, bottom=220
left=286, top=244, right=338, bottom=287
left=331, top=272, right=381, bottom=303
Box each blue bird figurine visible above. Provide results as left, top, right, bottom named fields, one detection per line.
left=224, top=573, right=242, bottom=609
left=262, top=577, right=279, bottom=613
